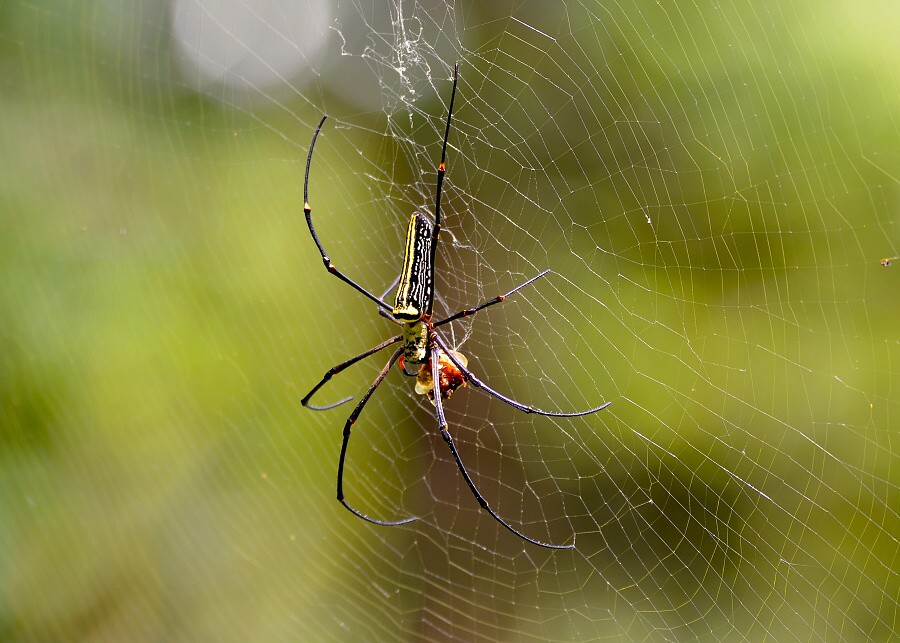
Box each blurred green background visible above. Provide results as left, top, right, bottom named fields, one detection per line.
left=1, top=0, right=898, bottom=640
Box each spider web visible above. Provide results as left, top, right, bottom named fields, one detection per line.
left=2, top=0, right=898, bottom=640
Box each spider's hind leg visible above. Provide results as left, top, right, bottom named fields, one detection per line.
left=303, top=115, right=393, bottom=312
left=377, top=276, right=402, bottom=324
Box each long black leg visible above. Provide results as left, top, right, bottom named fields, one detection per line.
left=427, top=63, right=460, bottom=317
left=433, top=333, right=611, bottom=417
left=336, top=347, right=415, bottom=526
left=430, top=344, right=574, bottom=549
left=304, top=115, right=392, bottom=312
left=434, top=270, right=551, bottom=329
left=302, top=334, right=403, bottom=410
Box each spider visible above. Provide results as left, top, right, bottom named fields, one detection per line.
left=300, top=63, right=610, bottom=549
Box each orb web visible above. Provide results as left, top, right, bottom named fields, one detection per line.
left=2, top=0, right=897, bottom=640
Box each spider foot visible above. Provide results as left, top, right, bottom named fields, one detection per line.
left=340, top=499, right=417, bottom=527
left=305, top=395, right=353, bottom=411
left=487, top=511, right=576, bottom=550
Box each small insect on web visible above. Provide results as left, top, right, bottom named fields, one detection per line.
left=300, top=63, right=611, bottom=549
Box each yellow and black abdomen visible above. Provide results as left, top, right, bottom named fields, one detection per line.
left=392, top=212, right=434, bottom=321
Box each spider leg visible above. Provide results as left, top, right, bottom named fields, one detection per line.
left=432, top=333, right=611, bottom=417
left=427, top=63, right=459, bottom=316
left=336, top=346, right=415, bottom=526
left=302, top=334, right=403, bottom=410
left=429, top=344, right=574, bottom=550
left=377, top=276, right=402, bottom=324
left=434, top=270, right=551, bottom=329
left=304, top=115, right=392, bottom=312
left=432, top=63, right=459, bottom=236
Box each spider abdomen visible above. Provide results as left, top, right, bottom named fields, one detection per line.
left=392, top=212, right=434, bottom=322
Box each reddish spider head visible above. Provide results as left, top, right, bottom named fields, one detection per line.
left=415, top=349, right=468, bottom=402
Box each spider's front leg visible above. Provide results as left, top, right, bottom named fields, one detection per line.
left=428, top=341, right=575, bottom=550
left=432, top=333, right=610, bottom=417
left=335, top=346, right=416, bottom=527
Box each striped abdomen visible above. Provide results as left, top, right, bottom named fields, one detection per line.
left=392, top=212, right=434, bottom=321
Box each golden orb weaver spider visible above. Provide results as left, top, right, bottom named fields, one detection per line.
left=301, top=63, right=610, bottom=549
